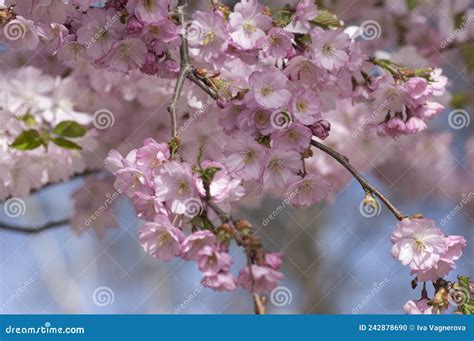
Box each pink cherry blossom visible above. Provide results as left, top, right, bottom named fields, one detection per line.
left=265, top=252, right=283, bottom=270
left=196, top=246, right=233, bottom=276
left=310, top=27, right=350, bottom=70
left=272, top=123, right=312, bottom=152
left=286, top=174, right=331, bottom=207
left=229, top=0, right=272, bottom=50
left=224, top=132, right=267, bottom=181
left=257, top=27, right=294, bottom=58
left=106, top=38, right=148, bottom=72
left=203, top=272, right=237, bottom=292
left=180, top=231, right=217, bottom=260
left=289, top=89, right=322, bottom=125
left=189, top=10, right=229, bottom=60
left=154, top=161, right=199, bottom=215
left=249, top=68, right=292, bottom=109
left=139, top=217, right=185, bottom=261
left=414, top=235, right=467, bottom=281
left=391, top=218, right=447, bottom=271
left=263, top=149, right=302, bottom=191
left=237, top=265, right=284, bottom=293
left=403, top=299, right=433, bottom=314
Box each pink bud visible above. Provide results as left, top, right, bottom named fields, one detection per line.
left=310, top=119, right=331, bottom=139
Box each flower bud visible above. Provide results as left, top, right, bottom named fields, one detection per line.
left=310, top=119, right=331, bottom=140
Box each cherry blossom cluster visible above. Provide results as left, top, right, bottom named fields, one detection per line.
left=390, top=217, right=469, bottom=314
left=0, top=0, right=472, bottom=314
left=105, top=139, right=284, bottom=293
left=0, top=66, right=96, bottom=199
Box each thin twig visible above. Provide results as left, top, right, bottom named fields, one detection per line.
left=0, top=218, right=70, bottom=234
left=168, top=1, right=192, bottom=139
left=311, top=138, right=406, bottom=221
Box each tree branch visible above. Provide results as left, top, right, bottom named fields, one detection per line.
left=168, top=2, right=192, bottom=139
left=0, top=218, right=70, bottom=234
left=310, top=138, right=406, bottom=221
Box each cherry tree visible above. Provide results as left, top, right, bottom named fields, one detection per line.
left=0, top=0, right=473, bottom=314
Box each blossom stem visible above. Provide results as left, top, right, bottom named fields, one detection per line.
left=205, top=200, right=266, bottom=314
left=0, top=218, right=70, bottom=234
left=310, top=138, right=406, bottom=221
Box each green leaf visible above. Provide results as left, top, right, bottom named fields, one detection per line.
left=52, top=120, right=87, bottom=138
left=10, top=129, right=43, bottom=150
left=51, top=137, right=82, bottom=150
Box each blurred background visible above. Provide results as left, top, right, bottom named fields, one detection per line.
left=0, top=0, right=473, bottom=314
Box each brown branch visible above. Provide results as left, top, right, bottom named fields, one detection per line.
left=311, top=138, right=406, bottom=221
left=0, top=218, right=70, bottom=234
left=187, top=71, right=219, bottom=100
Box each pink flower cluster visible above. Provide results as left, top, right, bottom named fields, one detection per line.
left=391, top=217, right=467, bottom=314
left=105, top=139, right=284, bottom=293
left=369, top=71, right=447, bottom=137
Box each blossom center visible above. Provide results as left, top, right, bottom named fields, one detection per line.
left=244, top=149, right=255, bottom=164
left=143, top=0, right=156, bottom=11
left=413, top=238, right=426, bottom=252
left=286, top=129, right=298, bottom=142
left=255, top=111, right=267, bottom=124
left=158, top=232, right=171, bottom=246
left=243, top=21, right=256, bottom=34
left=296, top=99, right=308, bottom=113
left=202, top=32, right=216, bottom=45
left=260, top=85, right=273, bottom=97
left=322, top=43, right=335, bottom=56
left=176, top=181, right=190, bottom=195
left=268, top=159, right=283, bottom=173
